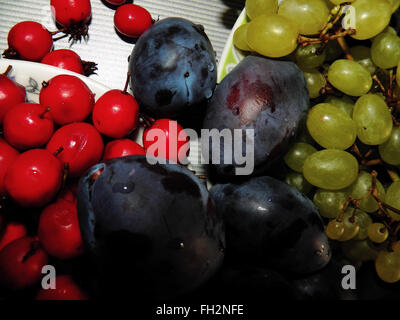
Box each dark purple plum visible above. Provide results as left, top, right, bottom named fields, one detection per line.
left=129, top=18, right=217, bottom=118
left=77, top=155, right=225, bottom=300
left=203, top=55, right=309, bottom=176
left=210, top=176, right=330, bottom=274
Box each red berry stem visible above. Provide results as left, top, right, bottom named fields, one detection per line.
left=122, top=72, right=130, bottom=94
left=2, top=65, right=12, bottom=77
left=38, top=107, right=51, bottom=119
left=54, top=146, right=64, bottom=157
left=21, top=240, right=41, bottom=263
left=2, top=47, right=18, bottom=60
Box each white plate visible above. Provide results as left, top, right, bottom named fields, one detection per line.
left=0, top=58, right=111, bottom=103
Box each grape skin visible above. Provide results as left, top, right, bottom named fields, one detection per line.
left=303, top=149, right=359, bottom=190
left=379, top=127, right=400, bottom=166
left=278, top=0, right=330, bottom=36
left=352, top=94, right=393, bottom=145
left=328, top=59, right=372, bottom=97
left=306, top=103, right=357, bottom=150
left=246, top=14, right=299, bottom=58
left=350, top=0, right=392, bottom=40
left=245, top=0, right=278, bottom=20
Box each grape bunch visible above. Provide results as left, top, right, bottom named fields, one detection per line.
left=234, top=0, right=400, bottom=285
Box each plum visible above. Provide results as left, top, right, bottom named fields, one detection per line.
left=129, top=18, right=217, bottom=119
left=76, top=155, right=225, bottom=300
left=203, top=55, right=309, bottom=176
left=210, top=176, right=330, bottom=274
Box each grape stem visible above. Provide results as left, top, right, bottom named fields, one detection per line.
left=335, top=36, right=354, bottom=61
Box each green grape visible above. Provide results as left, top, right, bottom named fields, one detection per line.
left=284, top=142, right=317, bottom=173
left=313, top=188, right=350, bottom=219
left=353, top=94, right=393, bottom=145
left=385, top=181, right=400, bottom=221
left=278, top=0, right=329, bottom=35
left=327, top=59, right=372, bottom=96
left=324, top=40, right=342, bottom=62
left=375, top=250, right=400, bottom=283
left=302, top=69, right=326, bottom=99
left=349, top=171, right=386, bottom=213
left=379, top=26, right=398, bottom=37
left=294, top=44, right=326, bottom=69
left=341, top=239, right=378, bottom=262
left=353, top=209, right=373, bottom=241
left=303, top=149, right=359, bottom=190
left=350, top=0, right=392, bottom=40
left=338, top=210, right=360, bottom=241
left=371, top=33, right=400, bottom=69
left=349, top=46, right=376, bottom=75
left=233, top=24, right=251, bottom=51
left=397, top=61, right=400, bottom=87
left=306, top=103, right=357, bottom=150
left=368, top=223, right=389, bottom=243
left=390, top=0, right=400, bottom=12
left=246, top=14, right=299, bottom=58
left=329, top=0, right=355, bottom=4
left=325, top=95, right=354, bottom=117
left=245, top=0, right=278, bottom=20
left=284, top=171, right=313, bottom=194
left=379, top=127, right=400, bottom=166
left=326, top=219, right=345, bottom=240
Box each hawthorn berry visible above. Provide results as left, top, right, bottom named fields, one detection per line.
left=143, top=118, right=189, bottom=164
left=0, top=138, right=19, bottom=196
left=92, top=89, right=140, bottom=139
left=36, top=275, right=88, bottom=300
left=0, top=68, right=26, bottom=124
left=3, top=21, right=53, bottom=62
left=4, top=149, right=63, bottom=207
left=114, top=4, right=153, bottom=38
left=0, top=237, right=48, bottom=290
left=39, top=74, right=95, bottom=125
left=46, top=122, right=104, bottom=177
left=103, top=139, right=145, bottom=161
left=38, top=199, right=83, bottom=260
left=3, top=103, right=54, bottom=150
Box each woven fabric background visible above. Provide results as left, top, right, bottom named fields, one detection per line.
left=0, top=0, right=244, bottom=89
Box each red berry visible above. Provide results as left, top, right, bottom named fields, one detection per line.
left=5, top=149, right=63, bottom=207
left=3, top=103, right=54, bottom=150
left=50, top=0, right=92, bottom=27
left=36, top=275, right=88, bottom=300
left=92, top=90, right=139, bottom=138
left=39, top=74, right=95, bottom=125
left=0, top=222, right=27, bottom=252
left=6, top=21, right=53, bottom=62
left=114, top=4, right=152, bottom=38
left=0, top=237, right=48, bottom=290
left=0, top=138, right=19, bottom=196
left=103, top=139, right=145, bottom=161
left=38, top=199, right=83, bottom=260
left=143, top=119, right=189, bottom=164
left=41, top=49, right=84, bottom=75
left=104, top=0, right=126, bottom=5
left=46, top=122, right=104, bottom=177
left=0, top=74, right=26, bottom=124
